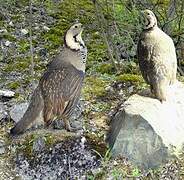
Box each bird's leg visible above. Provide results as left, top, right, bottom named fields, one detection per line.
left=45, top=119, right=52, bottom=127
left=63, top=117, right=75, bottom=132
left=149, top=85, right=156, bottom=98
left=150, top=84, right=154, bottom=94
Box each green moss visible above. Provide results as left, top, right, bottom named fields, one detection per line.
left=83, top=76, right=109, bottom=100
left=91, top=31, right=101, bottom=39
left=12, top=14, right=22, bottom=20
left=17, top=134, right=36, bottom=156
left=18, top=40, right=30, bottom=53
left=85, top=132, right=108, bottom=157
left=1, top=33, right=16, bottom=41
left=43, top=32, right=62, bottom=50
left=4, top=61, right=29, bottom=72
left=4, top=57, right=30, bottom=73
left=17, top=133, right=55, bottom=157
left=7, top=81, right=21, bottom=90
left=115, top=74, right=144, bottom=84
left=87, top=39, right=108, bottom=62
left=97, top=63, right=115, bottom=74
left=119, top=61, right=140, bottom=74
left=0, top=21, right=4, bottom=27
left=44, top=133, right=55, bottom=146
left=94, top=101, right=111, bottom=112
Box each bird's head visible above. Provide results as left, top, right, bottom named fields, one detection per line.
left=140, top=9, right=157, bottom=30
left=64, top=23, right=85, bottom=51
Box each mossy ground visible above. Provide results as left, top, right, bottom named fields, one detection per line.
left=1, top=0, right=184, bottom=179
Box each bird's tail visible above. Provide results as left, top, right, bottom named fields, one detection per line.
left=10, top=86, right=44, bottom=136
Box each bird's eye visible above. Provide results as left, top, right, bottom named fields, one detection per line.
left=74, top=25, right=78, bottom=28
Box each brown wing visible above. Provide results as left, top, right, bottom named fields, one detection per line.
left=39, top=63, right=84, bottom=124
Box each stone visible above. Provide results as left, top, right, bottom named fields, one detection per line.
left=0, top=90, right=15, bottom=98
left=0, top=29, right=7, bottom=33
left=0, top=140, right=6, bottom=154
left=21, top=29, right=28, bottom=35
left=43, top=25, right=50, bottom=31
left=107, top=81, right=184, bottom=169
left=10, top=102, right=28, bottom=123
left=32, top=137, right=46, bottom=153
left=9, top=21, right=14, bottom=27
left=5, top=41, right=11, bottom=47
left=0, top=103, right=8, bottom=121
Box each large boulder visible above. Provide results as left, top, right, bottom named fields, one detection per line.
left=107, top=81, right=184, bottom=169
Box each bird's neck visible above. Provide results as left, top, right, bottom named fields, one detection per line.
left=62, top=46, right=87, bottom=73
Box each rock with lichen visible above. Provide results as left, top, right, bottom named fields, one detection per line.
left=107, top=81, right=184, bottom=169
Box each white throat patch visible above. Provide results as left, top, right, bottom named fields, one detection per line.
left=144, top=16, right=157, bottom=30
left=65, top=31, right=84, bottom=51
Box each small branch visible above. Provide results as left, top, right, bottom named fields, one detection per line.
left=29, top=0, right=34, bottom=77
left=68, top=157, right=72, bottom=178
left=177, top=66, right=184, bottom=76
left=175, top=0, right=184, bottom=46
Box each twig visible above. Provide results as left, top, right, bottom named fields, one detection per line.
left=177, top=66, right=184, bottom=76
left=29, top=0, right=34, bottom=77
left=68, top=156, right=72, bottom=178
left=175, top=0, right=184, bottom=47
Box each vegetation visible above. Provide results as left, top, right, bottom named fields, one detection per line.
left=0, top=0, right=184, bottom=179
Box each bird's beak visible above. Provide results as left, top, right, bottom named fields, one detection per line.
left=77, top=23, right=83, bottom=32
left=78, top=23, right=82, bottom=27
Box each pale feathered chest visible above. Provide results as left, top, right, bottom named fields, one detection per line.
left=139, top=27, right=176, bottom=63
left=142, top=28, right=174, bottom=50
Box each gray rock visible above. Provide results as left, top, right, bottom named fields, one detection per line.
left=0, top=140, right=6, bottom=154
left=107, top=81, right=184, bottom=169
left=0, top=90, right=15, bottom=98
left=9, top=21, right=14, bottom=27
left=0, top=29, right=7, bottom=33
left=70, top=101, right=84, bottom=130
left=10, top=103, right=28, bottom=123
left=43, top=25, right=50, bottom=31
left=5, top=41, right=11, bottom=47
left=32, top=137, right=46, bottom=153
left=0, top=103, right=8, bottom=121
left=20, top=29, right=28, bottom=35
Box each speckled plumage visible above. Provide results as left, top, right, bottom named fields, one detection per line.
left=137, top=10, right=177, bottom=102
left=10, top=23, right=87, bottom=135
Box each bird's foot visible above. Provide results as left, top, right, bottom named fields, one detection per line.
left=64, top=119, right=76, bottom=132
left=65, top=122, right=79, bottom=132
